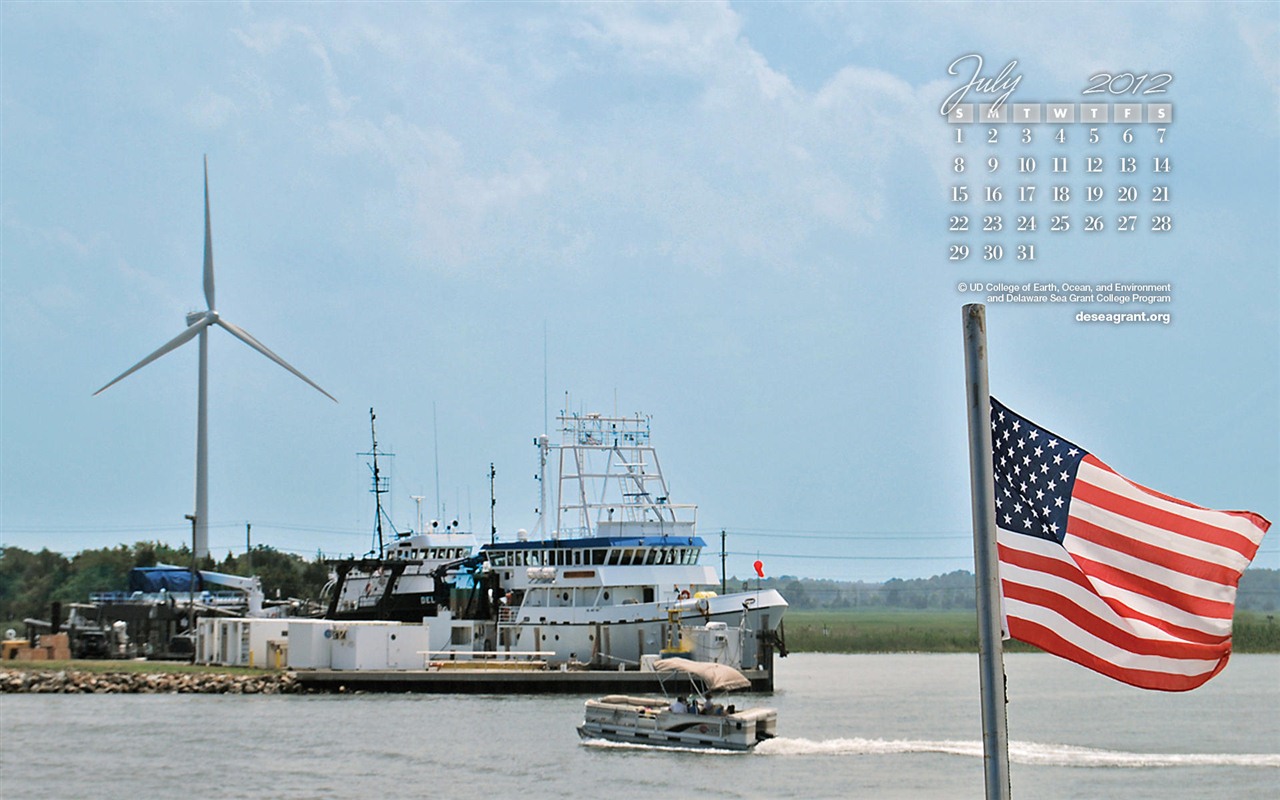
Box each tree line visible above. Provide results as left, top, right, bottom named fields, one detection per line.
left=0, top=543, right=330, bottom=625
left=740, top=568, right=1280, bottom=612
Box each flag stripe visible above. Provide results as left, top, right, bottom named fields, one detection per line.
left=1068, top=502, right=1253, bottom=577
left=1062, top=534, right=1237, bottom=617
left=1004, top=616, right=1227, bottom=692
left=998, top=537, right=1229, bottom=661
left=1002, top=580, right=1228, bottom=661
left=1084, top=458, right=1273, bottom=532
left=1074, top=458, right=1266, bottom=559
left=998, top=532, right=1229, bottom=645
left=1002, top=591, right=1226, bottom=673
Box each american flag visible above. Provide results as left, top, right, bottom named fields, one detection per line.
left=990, top=398, right=1271, bottom=691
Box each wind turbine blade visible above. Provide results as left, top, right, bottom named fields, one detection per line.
left=203, top=156, right=215, bottom=310
left=214, top=317, right=338, bottom=402
left=94, top=316, right=210, bottom=396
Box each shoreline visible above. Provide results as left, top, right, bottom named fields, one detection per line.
left=2, top=665, right=302, bottom=694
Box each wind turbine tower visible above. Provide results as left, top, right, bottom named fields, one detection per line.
left=95, top=158, right=337, bottom=558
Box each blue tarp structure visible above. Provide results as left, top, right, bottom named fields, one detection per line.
left=128, top=566, right=203, bottom=593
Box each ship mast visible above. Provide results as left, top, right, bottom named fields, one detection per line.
left=360, top=408, right=394, bottom=555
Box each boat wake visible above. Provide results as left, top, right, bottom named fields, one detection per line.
left=754, top=737, right=1280, bottom=768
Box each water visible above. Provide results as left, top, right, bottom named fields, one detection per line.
left=2, top=654, right=1276, bottom=799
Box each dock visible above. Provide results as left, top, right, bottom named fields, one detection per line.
left=293, top=665, right=775, bottom=694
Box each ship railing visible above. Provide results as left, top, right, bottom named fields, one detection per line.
left=497, top=606, right=519, bottom=624
left=419, top=649, right=556, bottom=670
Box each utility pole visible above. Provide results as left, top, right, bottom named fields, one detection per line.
left=720, top=530, right=727, bottom=594
left=246, top=522, right=252, bottom=571
left=185, top=514, right=198, bottom=662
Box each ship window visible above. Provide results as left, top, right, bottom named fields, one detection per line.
left=593, top=549, right=606, bottom=565
left=646, top=549, right=659, bottom=565
left=607, top=550, right=620, bottom=565
left=573, top=550, right=582, bottom=566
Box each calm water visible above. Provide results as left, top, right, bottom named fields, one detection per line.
left=2, top=654, right=1277, bottom=799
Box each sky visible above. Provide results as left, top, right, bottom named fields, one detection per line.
left=2, top=1, right=1276, bottom=582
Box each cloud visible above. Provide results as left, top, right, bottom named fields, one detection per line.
left=1232, top=4, right=1280, bottom=111
left=230, top=4, right=1234, bottom=283
left=186, top=91, right=238, bottom=129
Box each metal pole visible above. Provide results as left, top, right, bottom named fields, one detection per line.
left=962, top=303, right=1011, bottom=800
left=246, top=522, right=251, bottom=571
left=720, top=530, right=727, bottom=594
left=185, top=514, right=198, bottom=663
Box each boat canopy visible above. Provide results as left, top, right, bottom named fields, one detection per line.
left=653, top=657, right=750, bottom=693
left=128, top=566, right=202, bottom=593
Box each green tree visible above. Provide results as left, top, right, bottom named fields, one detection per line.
left=0, top=547, right=72, bottom=623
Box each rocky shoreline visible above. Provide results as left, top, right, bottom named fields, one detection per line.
left=1, top=668, right=304, bottom=694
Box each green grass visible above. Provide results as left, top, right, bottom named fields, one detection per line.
left=784, top=609, right=1280, bottom=654
left=1232, top=611, right=1280, bottom=653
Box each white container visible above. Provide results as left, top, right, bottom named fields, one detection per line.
left=286, top=619, right=335, bottom=669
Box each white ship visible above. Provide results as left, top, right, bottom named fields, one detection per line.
left=425, top=411, right=789, bottom=671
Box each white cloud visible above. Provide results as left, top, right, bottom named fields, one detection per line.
left=1232, top=4, right=1280, bottom=110
left=186, top=91, right=238, bottom=130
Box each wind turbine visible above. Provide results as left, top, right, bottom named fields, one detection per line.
left=95, top=157, right=337, bottom=558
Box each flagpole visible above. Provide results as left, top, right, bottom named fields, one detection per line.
left=963, top=303, right=1011, bottom=800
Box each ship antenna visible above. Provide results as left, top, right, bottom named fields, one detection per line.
left=433, top=401, right=441, bottom=520
left=543, top=321, right=548, bottom=437
left=360, top=407, right=393, bottom=555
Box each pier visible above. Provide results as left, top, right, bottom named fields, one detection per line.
left=292, top=665, right=775, bottom=694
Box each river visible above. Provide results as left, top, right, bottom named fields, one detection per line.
left=2, top=653, right=1276, bottom=799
